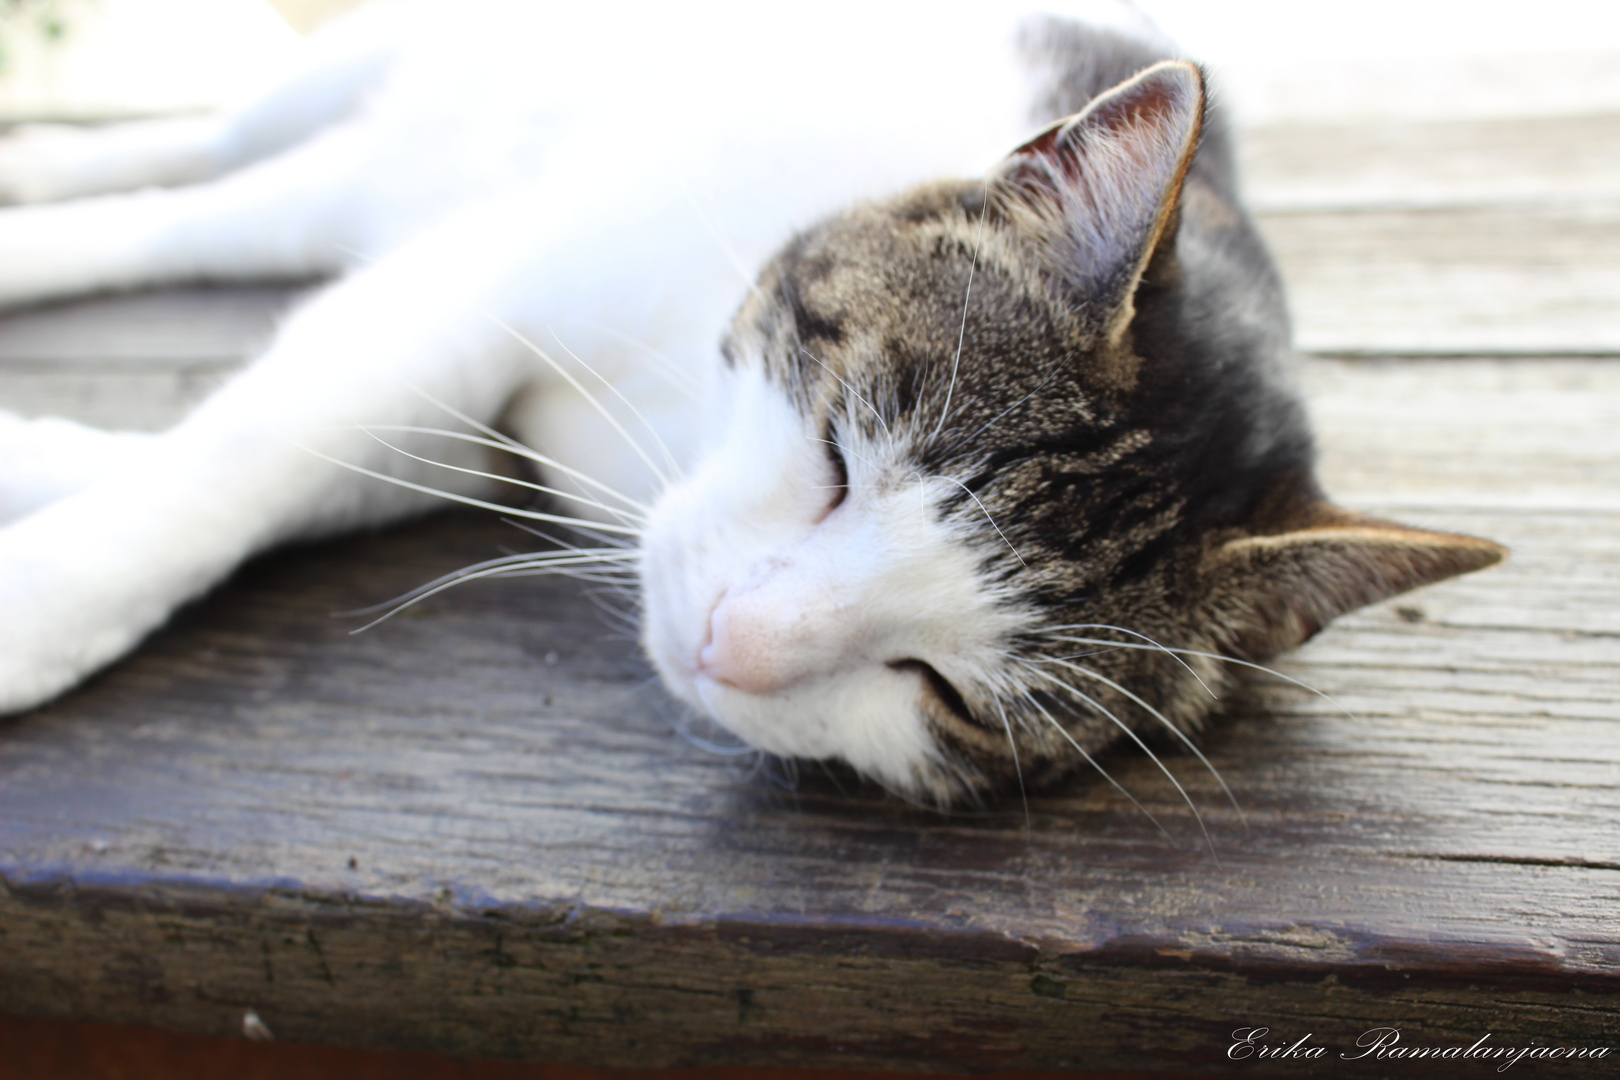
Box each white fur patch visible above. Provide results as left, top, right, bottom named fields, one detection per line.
left=642, top=364, right=1032, bottom=794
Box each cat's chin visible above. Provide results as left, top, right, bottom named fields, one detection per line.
left=681, top=667, right=944, bottom=798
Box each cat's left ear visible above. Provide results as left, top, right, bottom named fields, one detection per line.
left=990, top=60, right=1203, bottom=362
left=1199, top=494, right=1507, bottom=661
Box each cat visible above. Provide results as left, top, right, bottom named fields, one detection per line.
left=0, top=1, right=1503, bottom=804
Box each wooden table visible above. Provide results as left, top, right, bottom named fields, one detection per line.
left=1, top=108, right=1617, bottom=1075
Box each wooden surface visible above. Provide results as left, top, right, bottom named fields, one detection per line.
left=4, top=1014, right=1152, bottom=1080
left=1, top=110, right=1618, bottom=1074
left=0, top=285, right=302, bottom=431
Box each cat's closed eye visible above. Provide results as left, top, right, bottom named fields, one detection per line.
left=817, top=425, right=850, bottom=516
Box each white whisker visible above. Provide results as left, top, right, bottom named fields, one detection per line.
left=806, top=435, right=878, bottom=471
left=582, top=586, right=645, bottom=637
left=991, top=696, right=1030, bottom=825
left=932, top=181, right=990, bottom=440
left=337, top=547, right=635, bottom=618
left=1029, top=655, right=1245, bottom=829
left=1019, top=659, right=1218, bottom=858
left=294, top=442, right=642, bottom=536
left=353, top=426, right=644, bottom=528
left=1040, top=624, right=1220, bottom=700
left=487, top=316, right=672, bottom=490
left=392, top=387, right=655, bottom=518
left=344, top=549, right=638, bottom=633
left=498, top=516, right=636, bottom=558
left=680, top=183, right=768, bottom=307
left=355, top=424, right=651, bottom=515
left=401, top=384, right=557, bottom=466
left=938, top=475, right=1026, bottom=566
left=674, top=712, right=763, bottom=757
left=801, top=347, right=889, bottom=438
left=1016, top=687, right=1169, bottom=837
left=1037, top=627, right=1356, bottom=720
left=547, top=326, right=684, bottom=480
left=330, top=242, right=381, bottom=265
left=584, top=320, right=703, bottom=399
left=949, top=369, right=1058, bottom=456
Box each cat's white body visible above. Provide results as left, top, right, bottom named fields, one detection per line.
left=0, top=0, right=1190, bottom=793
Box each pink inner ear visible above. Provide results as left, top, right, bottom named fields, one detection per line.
left=1090, top=67, right=1197, bottom=139
left=990, top=61, right=1203, bottom=306
left=1006, top=60, right=1202, bottom=194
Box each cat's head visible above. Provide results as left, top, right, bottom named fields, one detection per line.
left=639, top=61, right=1503, bottom=804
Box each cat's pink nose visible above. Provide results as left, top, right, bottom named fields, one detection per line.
left=697, top=591, right=802, bottom=696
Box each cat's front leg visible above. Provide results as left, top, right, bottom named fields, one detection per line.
left=0, top=118, right=232, bottom=206
left=0, top=375, right=520, bottom=715
left=0, top=241, right=537, bottom=714
left=0, top=169, right=738, bottom=713
left=0, top=122, right=376, bottom=309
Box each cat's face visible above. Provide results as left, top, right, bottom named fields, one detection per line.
left=640, top=62, right=1502, bottom=804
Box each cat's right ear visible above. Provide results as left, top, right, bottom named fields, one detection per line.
left=989, top=60, right=1204, bottom=377
left=1199, top=494, right=1507, bottom=662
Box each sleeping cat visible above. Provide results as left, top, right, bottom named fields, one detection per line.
left=0, top=1, right=1502, bottom=803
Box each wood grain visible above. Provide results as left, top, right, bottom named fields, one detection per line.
left=0, top=286, right=305, bottom=430
left=1305, top=357, right=1620, bottom=508
left=1259, top=204, right=1620, bottom=355
left=1241, top=113, right=1620, bottom=213
left=0, top=507, right=1615, bottom=1072
left=1243, top=112, right=1620, bottom=355
left=2, top=120, right=1618, bottom=407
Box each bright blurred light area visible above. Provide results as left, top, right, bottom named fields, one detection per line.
left=0, top=0, right=301, bottom=121
left=4, top=0, right=1620, bottom=125
left=1147, top=0, right=1620, bottom=123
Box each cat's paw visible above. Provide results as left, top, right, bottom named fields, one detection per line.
left=0, top=119, right=219, bottom=205
left=0, top=462, right=237, bottom=715
left=0, top=123, right=99, bottom=205
left=0, top=196, right=147, bottom=308
left=0, top=411, right=154, bottom=525
left=0, top=497, right=179, bottom=714
left=0, top=533, right=125, bottom=714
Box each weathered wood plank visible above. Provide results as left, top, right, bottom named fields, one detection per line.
left=1, top=351, right=1616, bottom=1069
left=0, top=286, right=306, bottom=430
left=0, top=508, right=1616, bottom=1071
left=1259, top=204, right=1620, bottom=355
left=0, top=287, right=302, bottom=365
left=1220, top=49, right=1620, bottom=132
left=1241, top=113, right=1620, bottom=213
left=1240, top=112, right=1620, bottom=355
left=1305, top=357, right=1620, bottom=508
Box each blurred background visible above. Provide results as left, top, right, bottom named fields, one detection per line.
left=5, top=0, right=1620, bottom=125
